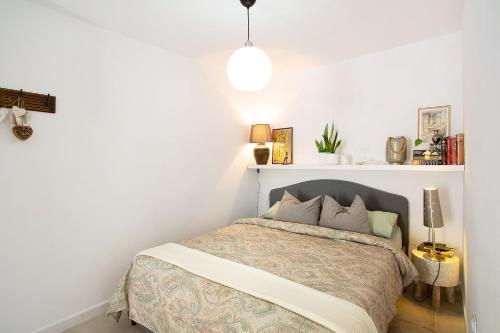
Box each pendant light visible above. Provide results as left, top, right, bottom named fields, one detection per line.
left=227, top=0, right=272, bottom=91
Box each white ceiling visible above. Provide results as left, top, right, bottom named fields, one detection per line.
left=31, top=0, right=464, bottom=63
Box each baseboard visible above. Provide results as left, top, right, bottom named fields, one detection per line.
left=32, top=299, right=110, bottom=333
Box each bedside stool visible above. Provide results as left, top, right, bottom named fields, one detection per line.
left=411, top=248, right=460, bottom=308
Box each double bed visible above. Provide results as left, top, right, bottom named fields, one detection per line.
left=107, top=180, right=418, bottom=333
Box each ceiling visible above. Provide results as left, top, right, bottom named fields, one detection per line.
left=31, top=0, right=464, bottom=63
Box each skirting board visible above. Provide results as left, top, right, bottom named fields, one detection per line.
left=32, top=299, right=109, bottom=333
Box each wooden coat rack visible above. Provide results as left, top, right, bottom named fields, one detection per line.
left=0, top=87, right=56, bottom=113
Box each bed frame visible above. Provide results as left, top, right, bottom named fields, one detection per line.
left=269, top=179, right=409, bottom=254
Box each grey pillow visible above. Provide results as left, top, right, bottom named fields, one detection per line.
left=274, top=191, right=321, bottom=225
left=319, top=195, right=370, bottom=234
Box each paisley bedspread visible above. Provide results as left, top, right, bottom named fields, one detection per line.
left=107, top=218, right=418, bottom=333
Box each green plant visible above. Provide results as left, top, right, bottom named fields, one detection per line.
left=315, top=121, right=342, bottom=153
left=415, top=138, right=423, bottom=146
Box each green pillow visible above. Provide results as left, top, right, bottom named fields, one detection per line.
left=368, top=210, right=398, bottom=238
left=261, top=201, right=281, bottom=219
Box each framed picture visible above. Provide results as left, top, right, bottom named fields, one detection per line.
left=418, top=105, right=451, bottom=143
left=272, top=127, right=293, bottom=164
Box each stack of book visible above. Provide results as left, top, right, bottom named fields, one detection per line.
left=412, top=133, right=464, bottom=165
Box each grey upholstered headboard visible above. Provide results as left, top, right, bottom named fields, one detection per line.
left=269, top=179, right=409, bottom=254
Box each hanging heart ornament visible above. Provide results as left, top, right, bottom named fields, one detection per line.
left=11, top=106, right=27, bottom=117
left=12, top=124, right=33, bottom=141
left=10, top=93, right=34, bottom=141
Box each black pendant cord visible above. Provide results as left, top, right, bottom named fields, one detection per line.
left=241, top=0, right=256, bottom=46
left=247, top=7, right=250, bottom=44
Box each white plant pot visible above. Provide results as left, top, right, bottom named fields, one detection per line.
left=323, top=153, right=341, bottom=165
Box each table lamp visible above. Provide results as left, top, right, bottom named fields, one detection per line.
left=423, top=187, right=445, bottom=262
left=250, top=124, right=272, bottom=165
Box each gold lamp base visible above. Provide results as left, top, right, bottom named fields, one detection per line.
left=254, top=143, right=270, bottom=165
left=423, top=250, right=446, bottom=262
left=423, top=227, right=446, bottom=262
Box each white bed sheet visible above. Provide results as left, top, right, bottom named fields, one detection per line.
left=379, top=226, right=403, bottom=250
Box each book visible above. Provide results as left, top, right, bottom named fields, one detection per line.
left=448, top=136, right=457, bottom=165
left=457, top=133, right=465, bottom=165
left=441, top=137, right=448, bottom=165
left=412, top=150, right=427, bottom=157
left=411, top=159, right=444, bottom=165
left=421, top=160, right=444, bottom=165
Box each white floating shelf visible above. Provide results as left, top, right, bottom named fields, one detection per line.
left=248, top=164, right=464, bottom=172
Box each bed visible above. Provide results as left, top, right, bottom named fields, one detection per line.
left=107, top=179, right=418, bottom=333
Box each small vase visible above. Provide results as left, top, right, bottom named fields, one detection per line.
left=340, top=154, right=352, bottom=165
left=386, top=136, right=407, bottom=165
left=324, top=153, right=340, bottom=165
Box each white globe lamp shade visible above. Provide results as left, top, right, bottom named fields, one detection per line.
left=227, top=46, right=272, bottom=91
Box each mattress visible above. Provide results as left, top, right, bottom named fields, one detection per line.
left=379, top=226, right=403, bottom=250
left=107, top=218, right=418, bottom=333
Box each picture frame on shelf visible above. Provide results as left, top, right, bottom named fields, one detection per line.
left=272, top=127, right=293, bottom=164
left=418, top=105, right=451, bottom=143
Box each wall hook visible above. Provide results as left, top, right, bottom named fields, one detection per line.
left=17, top=89, right=24, bottom=105
left=0, top=87, right=56, bottom=114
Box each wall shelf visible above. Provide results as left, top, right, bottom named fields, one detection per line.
left=248, top=164, right=464, bottom=172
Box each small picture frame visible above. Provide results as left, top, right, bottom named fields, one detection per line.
left=272, top=127, right=293, bottom=164
left=418, top=105, right=451, bottom=143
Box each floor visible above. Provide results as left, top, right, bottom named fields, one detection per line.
left=65, top=286, right=465, bottom=333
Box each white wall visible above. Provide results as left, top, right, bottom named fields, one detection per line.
left=275, top=33, right=463, bottom=163
left=0, top=1, right=256, bottom=332
left=201, top=33, right=463, bottom=163
left=463, top=0, right=500, bottom=331
left=208, top=34, right=464, bottom=255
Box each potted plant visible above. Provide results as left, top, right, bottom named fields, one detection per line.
left=315, top=121, right=342, bottom=164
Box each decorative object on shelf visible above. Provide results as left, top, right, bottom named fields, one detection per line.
left=412, top=149, right=443, bottom=165
left=432, top=130, right=442, bottom=146
left=423, top=188, right=445, bottom=262
left=340, top=154, right=352, bottom=165
left=412, top=129, right=459, bottom=166
left=354, top=147, right=369, bottom=165
left=414, top=133, right=464, bottom=165
left=272, top=127, right=293, bottom=164
left=418, top=105, right=450, bottom=144
left=315, top=121, right=342, bottom=165
left=385, top=136, right=407, bottom=165
left=227, top=0, right=272, bottom=91
left=249, top=124, right=272, bottom=165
